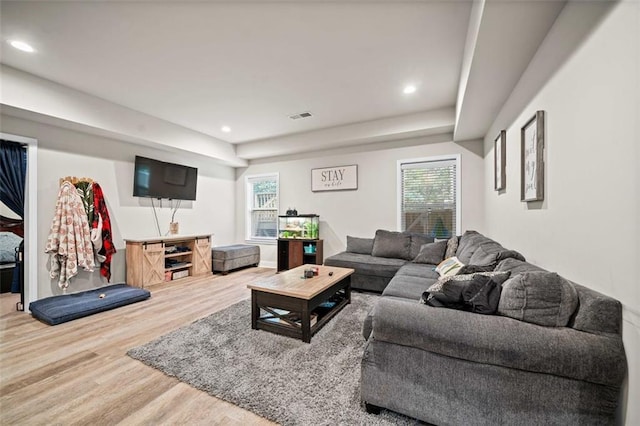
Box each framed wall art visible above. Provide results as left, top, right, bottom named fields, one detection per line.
left=520, top=110, right=545, bottom=202
left=494, top=130, right=506, bottom=191
left=311, top=164, right=358, bottom=192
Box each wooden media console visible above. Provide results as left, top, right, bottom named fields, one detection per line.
left=125, top=234, right=212, bottom=288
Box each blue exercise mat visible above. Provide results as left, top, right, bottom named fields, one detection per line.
left=29, top=283, right=150, bottom=325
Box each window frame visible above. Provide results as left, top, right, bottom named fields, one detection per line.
left=245, top=172, right=279, bottom=244
left=396, top=154, right=461, bottom=236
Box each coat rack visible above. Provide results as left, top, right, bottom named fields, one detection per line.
left=59, top=176, right=94, bottom=186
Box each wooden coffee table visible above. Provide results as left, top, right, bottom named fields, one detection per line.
left=247, top=264, right=354, bottom=343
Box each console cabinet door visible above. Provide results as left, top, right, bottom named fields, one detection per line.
left=142, top=242, right=165, bottom=287
left=192, top=237, right=212, bottom=276
left=288, top=240, right=304, bottom=269
left=277, top=239, right=289, bottom=271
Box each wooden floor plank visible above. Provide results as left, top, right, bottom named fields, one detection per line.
left=0, top=349, right=99, bottom=395
left=0, top=268, right=277, bottom=426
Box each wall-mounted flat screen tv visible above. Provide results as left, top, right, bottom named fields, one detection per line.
left=133, top=156, right=198, bottom=200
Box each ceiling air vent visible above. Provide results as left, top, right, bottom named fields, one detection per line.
left=289, top=112, right=313, bottom=120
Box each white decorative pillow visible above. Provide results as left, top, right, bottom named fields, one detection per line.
left=434, top=256, right=464, bottom=277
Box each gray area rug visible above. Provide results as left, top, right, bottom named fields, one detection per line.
left=128, top=292, right=417, bottom=425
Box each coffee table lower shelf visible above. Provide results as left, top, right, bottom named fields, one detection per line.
left=251, top=277, right=351, bottom=343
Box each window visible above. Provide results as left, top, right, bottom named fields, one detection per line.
left=398, top=156, right=459, bottom=238
left=246, top=173, right=279, bottom=242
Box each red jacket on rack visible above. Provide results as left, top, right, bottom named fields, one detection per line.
left=92, top=182, right=116, bottom=281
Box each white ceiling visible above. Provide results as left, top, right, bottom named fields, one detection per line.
left=0, top=1, right=566, bottom=164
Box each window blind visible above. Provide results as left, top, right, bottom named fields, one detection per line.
left=246, top=174, right=278, bottom=240
left=400, top=159, right=457, bottom=238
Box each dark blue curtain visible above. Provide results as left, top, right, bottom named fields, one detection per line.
left=0, top=140, right=27, bottom=218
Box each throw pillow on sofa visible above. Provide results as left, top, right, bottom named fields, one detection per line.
left=427, top=279, right=467, bottom=304
left=469, top=244, right=527, bottom=267
left=346, top=236, right=374, bottom=255
left=421, top=273, right=509, bottom=314
left=457, top=264, right=495, bottom=274
left=498, top=271, right=578, bottom=327
left=413, top=240, right=447, bottom=264
left=495, top=257, right=544, bottom=275
left=427, top=271, right=511, bottom=294
left=409, top=233, right=434, bottom=260
left=468, top=243, right=502, bottom=267
left=461, top=275, right=502, bottom=314
left=496, top=249, right=526, bottom=262
left=371, top=230, right=411, bottom=260
left=444, top=236, right=459, bottom=259
left=455, top=230, right=485, bottom=262
left=434, top=256, right=464, bottom=277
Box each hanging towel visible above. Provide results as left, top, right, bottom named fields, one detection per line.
left=90, top=212, right=104, bottom=259
left=74, top=180, right=94, bottom=225
left=92, top=182, right=116, bottom=281
left=45, top=181, right=95, bottom=289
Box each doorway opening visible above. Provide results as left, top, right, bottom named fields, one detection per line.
left=0, top=133, right=38, bottom=312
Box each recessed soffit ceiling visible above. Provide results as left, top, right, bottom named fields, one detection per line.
left=0, top=1, right=566, bottom=163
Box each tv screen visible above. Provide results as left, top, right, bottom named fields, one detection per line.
left=133, top=156, right=198, bottom=200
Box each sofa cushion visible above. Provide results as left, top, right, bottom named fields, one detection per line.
left=412, top=241, right=447, bottom=264
left=455, top=231, right=488, bottom=263
left=395, top=262, right=440, bottom=280
left=409, top=233, right=434, bottom=260
left=346, top=236, right=374, bottom=255
left=496, top=249, right=526, bottom=262
left=371, top=230, right=412, bottom=260
left=323, top=252, right=406, bottom=278
left=362, top=305, right=375, bottom=340
left=570, top=283, right=623, bottom=335
left=382, top=274, right=436, bottom=300
left=468, top=242, right=504, bottom=267
left=498, top=272, right=579, bottom=327
left=495, top=258, right=545, bottom=275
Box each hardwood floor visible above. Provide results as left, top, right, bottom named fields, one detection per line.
left=0, top=267, right=278, bottom=426
left=0, top=292, right=20, bottom=315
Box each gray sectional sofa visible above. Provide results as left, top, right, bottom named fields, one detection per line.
left=325, top=230, right=627, bottom=425
left=324, top=230, right=434, bottom=292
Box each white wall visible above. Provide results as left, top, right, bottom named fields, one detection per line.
left=235, top=137, right=485, bottom=267
left=483, top=2, right=639, bottom=423
left=1, top=115, right=236, bottom=299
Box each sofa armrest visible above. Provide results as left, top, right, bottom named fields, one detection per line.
left=372, top=297, right=626, bottom=386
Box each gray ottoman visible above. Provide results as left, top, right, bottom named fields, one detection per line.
left=212, top=244, right=260, bottom=275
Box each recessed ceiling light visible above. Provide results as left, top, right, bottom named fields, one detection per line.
left=9, top=40, right=35, bottom=53
left=403, top=85, right=417, bottom=94
left=221, top=126, right=231, bottom=133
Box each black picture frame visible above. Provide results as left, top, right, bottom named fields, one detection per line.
left=494, top=130, right=506, bottom=191
left=520, top=111, right=545, bottom=202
